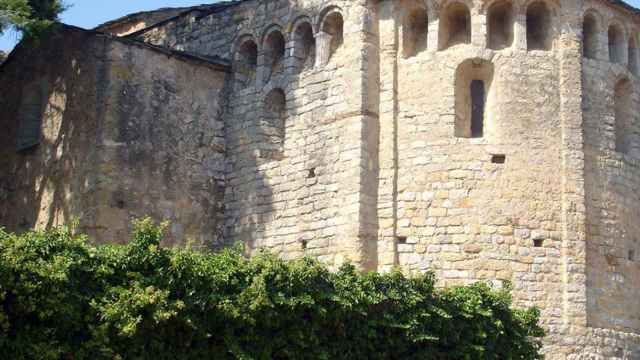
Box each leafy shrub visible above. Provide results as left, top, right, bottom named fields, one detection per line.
left=0, top=219, right=544, bottom=359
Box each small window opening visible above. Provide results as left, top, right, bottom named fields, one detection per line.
left=608, top=24, right=624, bottom=63
left=396, top=236, right=408, bottom=244
left=614, top=78, right=632, bottom=154
left=629, top=249, right=636, bottom=261
left=301, top=239, right=308, bottom=250
left=533, top=238, right=544, bottom=247
left=491, top=154, right=506, bottom=164
left=455, top=59, right=493, bottom=138
left=262, top=88, right=286, bottom=160
left=403, top=8, right=428, bottom=58
left=628, top=36, right=638, bottom=75
left=487, top=1, right=514, bottom=50
left=307, top=168, right=316, bottom=178
left=294, top=22, right=315, bottom=72
left=322, top=12, right=344, bottom=60
left=264, top=30, right=286, bottom=83
left=439, top=2, right=471, bottom=50
left=235, top=39, right=258, bottom=89
left=16, top=80, right=48, bottom=152
left=526, top=1, right=552, bottom=51
left=470, top=80, right=485, bottom=138
left=583, top=14, right=599, bottom=59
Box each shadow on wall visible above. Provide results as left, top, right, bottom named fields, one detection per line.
left=0, top=31, right=102, bottom=238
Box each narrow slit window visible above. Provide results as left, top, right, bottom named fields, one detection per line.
left=471, top=80, right=485, bottom=138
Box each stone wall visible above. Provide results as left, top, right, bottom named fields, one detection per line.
left=2, top=0, right=640, bottom=357
left=0, top=28, right=228, bottom=248
left=582, top=0, right=640, bottom=336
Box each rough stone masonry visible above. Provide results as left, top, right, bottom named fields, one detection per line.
left=0, top=0, right=639, bottom=357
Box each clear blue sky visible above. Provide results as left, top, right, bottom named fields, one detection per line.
left=2, top=0, right=640, bottom=51
left=0, top=0, right=219, bottom=51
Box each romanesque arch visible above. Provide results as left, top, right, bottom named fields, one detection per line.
left=608, top=22, right=625, bottom=63
left=292, top=19, right=316, bottom=72
left=583, top=11, right=600, bottom=59
left=319, top=8, right=344, bottom=62
left=439, top=2, right=471, bottom=50
left=454, top=59, right=494, bottom=138
left=526, top=1, right=553, bottom=50
left=263, top=27, right=286, bottom=82
left=234, top=37, right=258, bottom=89
left=614, top=77, right=632, bottom=154
left=487, top=0, right=514, bottom=50
left=403, top=6, right=428, bottom=58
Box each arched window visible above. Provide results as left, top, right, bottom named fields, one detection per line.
left=455, top=59, right=494, bottom=138
left=403, top=8, right=428, bottom=58
left=439, top=2, right=471, bottom=50
left=293, top=21, right=315, bottom=72
left=487, top=1, right=514, bottom=50
left=614, top=78, right=632, bottom=154
left=583, top=13, right=599, bottom=59
left=628, top=35, right=638, bottom=74
left=235, top=39, right=258, bottom=89
left=608, top=24, right=624, bottom=63
left=262, top=88, right=286, bottom=160
left=322, top=11, right=344, bottom=60
left=526, top=1, right=552, bottom=50
left=264, top=30, right=286, bottom=82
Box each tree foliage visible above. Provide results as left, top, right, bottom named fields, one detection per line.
left=0, top=219, right=545, bottom=359
left=0, top=0, right=66, bottom=38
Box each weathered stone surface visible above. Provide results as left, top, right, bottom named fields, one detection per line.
left=2, top=0, right=640, bottom=357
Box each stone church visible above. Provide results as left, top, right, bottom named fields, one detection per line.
left=0, top=0, right=639, bottom=357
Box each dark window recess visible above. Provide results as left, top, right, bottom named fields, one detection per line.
left=307, top=168, right=316, bottom=178
left=300, top=239, right=308, bottom=250
left=533, top=238, right=544, bottom=247
left=492, top=154, right=506, bottom=164
left=396, top=236, right=408, bottom=244
left=629, top=249, right=635, bottom=261
left=470, top=80, right=485, bottom=138
left=16, top=81, right=48, bottom=152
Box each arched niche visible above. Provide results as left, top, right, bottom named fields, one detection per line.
left=263, top=29, right=286, bottom=82
left=403, top=7, right=428, bottom=58
left=454, top=59, right=494, bottom=139
left=526, top=1, right=553, bottom=51
left=583, top=12, right=600, bottom=59
left=614, top=78, right=632, bottom=154
left=320, top=10, right=344, bottom=62
left=293, top=21, right=316, bottom=72
left=487, top=1, right=514, bottom=50
left=234, top=38, right=258, bottom=89
left=439, top=2, right=471, bottom=50
left=608, top=23, right=625, bottom=63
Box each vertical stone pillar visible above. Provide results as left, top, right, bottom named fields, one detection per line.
left=471, top=8, right=487, bottom=48
left=555, top=0, right=589, bottom=355
left=514, top=10, right=527, bottom=51
left=330, top=0, right=380, bottom=271
left=376, top=0, right=399, bottom=272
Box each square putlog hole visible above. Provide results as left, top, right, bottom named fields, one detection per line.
left=491, top=154, right=506, bottom=164
left=533, top=238, right=544, bottom=247
left=396, top=236, right=407, bottom=244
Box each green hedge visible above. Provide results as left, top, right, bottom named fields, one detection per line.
left=0, top=219, right=544, bottom=359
